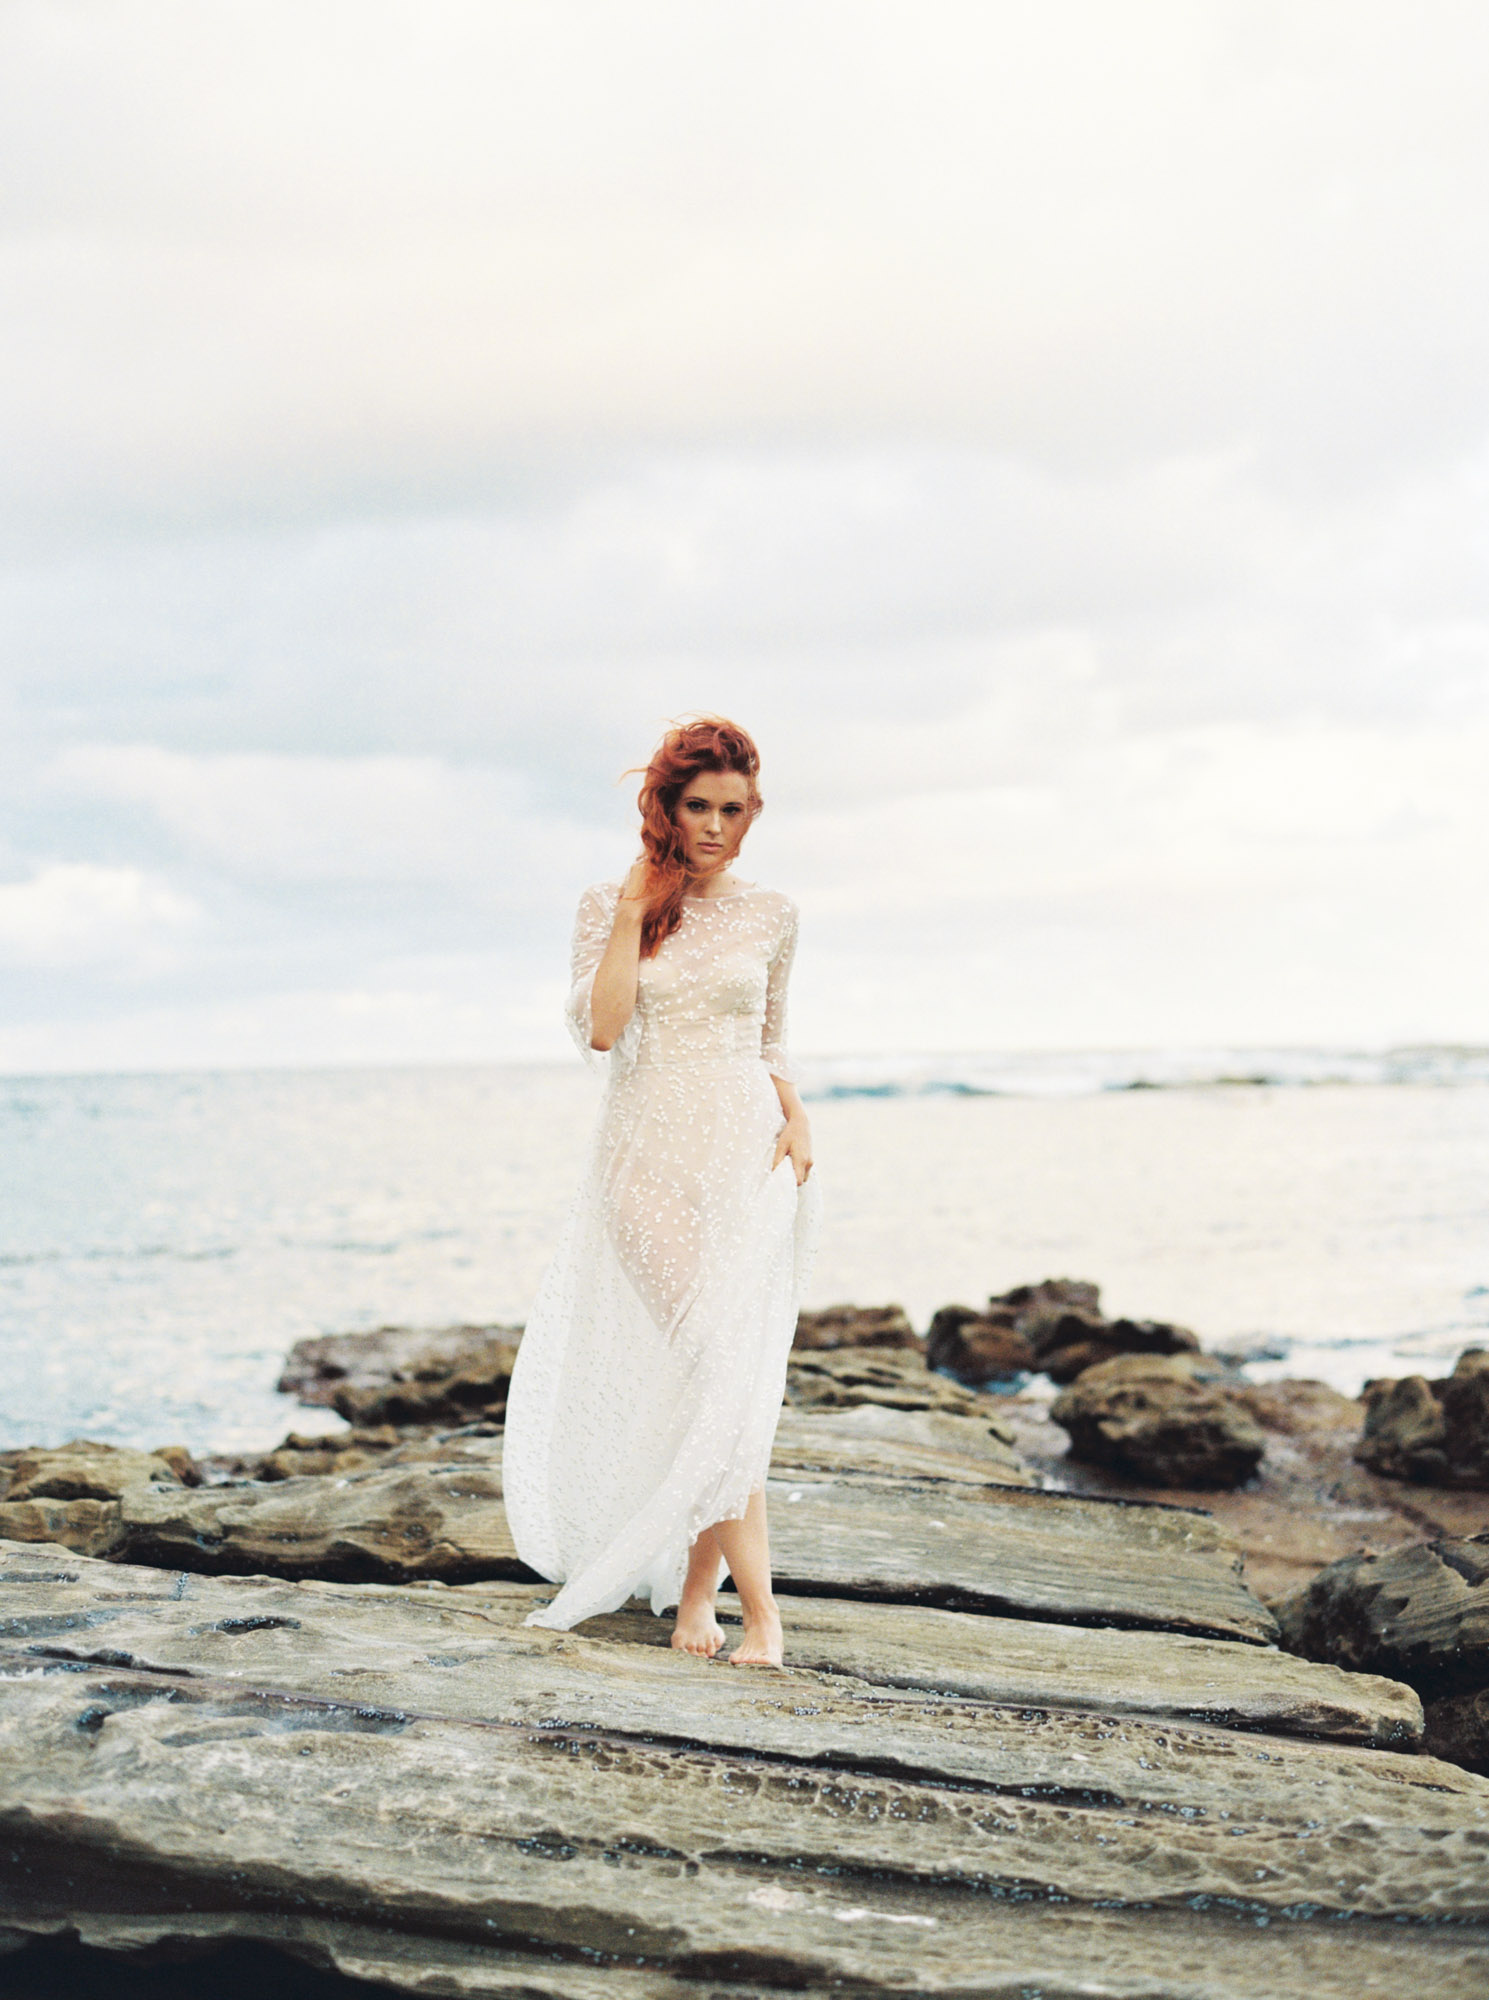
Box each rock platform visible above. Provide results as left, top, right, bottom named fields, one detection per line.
left=5, top=1318, right=1489, bottom=1994
left=2, top=1540, right=1486, bottom=1997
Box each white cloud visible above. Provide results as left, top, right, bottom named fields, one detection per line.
left=3, top=4, right=1489, bottom=529
left=43, top=745, right=598, bottom=895
left=1, top=6, right=1487, bottom=1067
left=0, top=862, right=197, bottom=969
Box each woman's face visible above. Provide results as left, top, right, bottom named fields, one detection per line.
left=673, top=768, right=752, bottom=876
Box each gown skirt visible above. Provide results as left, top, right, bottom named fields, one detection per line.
left=502, top=884, right=821, bottom=1629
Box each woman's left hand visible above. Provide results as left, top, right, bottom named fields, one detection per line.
left=773, top=1114, right=814, bottom=1186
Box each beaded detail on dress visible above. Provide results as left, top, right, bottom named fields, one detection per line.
left=502, top=880, right=821, bottom=1627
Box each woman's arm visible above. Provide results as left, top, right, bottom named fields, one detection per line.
left=770, top=1074, right=814, bottom=1185
left=588, top=860, right=650, bottom=1051
left=762, top=899, right=811, bottom=1182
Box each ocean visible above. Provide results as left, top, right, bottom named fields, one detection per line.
left=2, top=1052, right=1486, bottom=1456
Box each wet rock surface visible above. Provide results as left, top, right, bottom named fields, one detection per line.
left=11, top=1306, right=1489, bottom=1995
left=1275, top=1527, right=1489, bottom=1780
left=765, top=1474, right=1276, bottom=1639
left=1051, top=1351, right=1266, bottom=1488
left=1357, top=1348, right=1489, bottom=1487
left=2, top=1540, right=1484, bottom=1998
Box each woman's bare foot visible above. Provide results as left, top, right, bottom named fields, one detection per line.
left=671, top=1597, right=726, bottom=1657
left=729, top=1598, right=783, bottom=1668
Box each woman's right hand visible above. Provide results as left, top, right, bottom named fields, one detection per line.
left=618, top=858, right=651, bottom=907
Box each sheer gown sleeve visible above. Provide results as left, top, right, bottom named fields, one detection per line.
left=564, top=882, right=623, bottom=1072
left=761, top=899, right=799, bottom=1083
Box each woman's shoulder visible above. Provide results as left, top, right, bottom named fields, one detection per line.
left=572, top=880, right=622, bottom=928
left=737, top=884, right=799, bottom=947
left=744, top=884, right=797, bottom=917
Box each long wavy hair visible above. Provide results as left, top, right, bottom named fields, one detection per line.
left=631, top=715, right=763, bottom=957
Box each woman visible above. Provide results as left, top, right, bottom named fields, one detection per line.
left=503, top=716, right=820, bottom=1667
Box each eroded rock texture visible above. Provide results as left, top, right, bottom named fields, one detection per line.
left=1051, top=1352, right=1267, bottom=1489
left=1276, top=1530, right=1489, bottom=1701
left=9, top=1310, right=1489, bottom=1995
left=923, top=1303, right=1033, bottom=1383
left=277, top=1324, right=524, bottom=1409
left=1424, top=1688, right=1489, bottom=1775
left=0, top=1541, right=1481, bottom=1999
left=1357, top=1349, right=1489, bottom=1487
left=791, top=1303, right=919, bottom=1350
left=0, top=1440, right=200, bottom=1560
left=927, top=1277, right=1204, bottom=1387
left=784, top=1343, right=985, bottom=1414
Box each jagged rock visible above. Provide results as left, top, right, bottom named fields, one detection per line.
left=1276, top=1531, right=1489, bottom=1701
left=1357, top=1350, right=1489, bottom=1487
left=1357, top=1374, right=1447, bottom=1479
left=785, top=1344, right=984, bottom=1414
left=1424, top=1688, right=1489, bottom=1775
left=791, top=1303, right=919, bottom=1349
left=974, top=1278, right=1202, bottom=1383
left=257, top=1426, right=403, bottom=1481
left=1035, top=1314, right=1204, bottom=1385
left=278, top=1323, right=524, bottom=1408
left=1443, top=1353, right=1489, bottom=1478
left=0, top=1441, right=197, bottom=1502
left=993, top=1275, right=1103, bottom=1322
left=1051, top=1353, right=1266, bottom=1488
left=0, top=1542, right=1485, bottom=1999
left=1231, top=1377, right=1360, bottom=1437
left=924, top=1303, right=1033, bottom=1383
left=331, top=1333, right=523, bottom=1428
left=0, top=1441, right=194, bottom=1560
left=112, top=1459, right=519, bottom=1584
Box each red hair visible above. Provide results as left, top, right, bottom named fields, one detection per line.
left=630, top=715, right=763, bottom=957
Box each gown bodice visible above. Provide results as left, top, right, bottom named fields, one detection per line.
left=567, top=881, right=798, bottom=1080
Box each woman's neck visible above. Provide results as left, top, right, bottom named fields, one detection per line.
left=685, top=870, right=740, bottom=899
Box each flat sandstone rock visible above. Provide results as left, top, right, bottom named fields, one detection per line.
left=625, top=1589, right=1417, bottom=1747
left=0, top=1544, right=1485, bottom=1999
left=766, top=1473, right=1278, bottom=1641
left=0, top=1440, right=1273, bottom=1643
left=0, top=1544, right=1416, bottom=1748
left=770, top=1405, right=1036, bottom=1487
left=116, top=1459, right=521, bottom=1583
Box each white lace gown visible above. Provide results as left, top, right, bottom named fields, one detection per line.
left=502, top=880, right=821, bottom=1628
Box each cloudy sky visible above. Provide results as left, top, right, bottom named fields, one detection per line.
left=3, top=0, right=1488, bottom=1071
